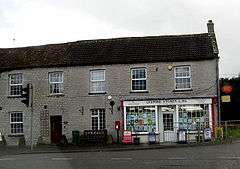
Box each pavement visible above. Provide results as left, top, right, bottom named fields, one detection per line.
left=0, top=140, right=234, bottom=156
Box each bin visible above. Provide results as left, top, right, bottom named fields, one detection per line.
left=177, top=129, right=187, bottom=144
left=133, top=137, right=140, bottom=145
left=148, top=132, right=156, bottom=144
left=72, top=130, right=80, bottom=145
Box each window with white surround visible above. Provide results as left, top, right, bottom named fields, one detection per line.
left=9, top=73, right=23, bottom=96
left=91, top=109, right=106, bottom=130
left=49, top=72, right=63, bottom=95
left=174, top=66, right=191, bottom=90
left=90, top=70, right=106, bottom=93
left=10, top=112, right=23, bottom=134
left=131, top=68, right=147, bottom=91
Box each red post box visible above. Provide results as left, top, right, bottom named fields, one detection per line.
left=115, top=121, right=120, bottom=130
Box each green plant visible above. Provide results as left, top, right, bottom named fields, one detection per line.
left=227, top=129, right=240, bottom=138
left=106, top=135, right=113, bottom=145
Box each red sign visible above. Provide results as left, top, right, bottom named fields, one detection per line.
left=222, top=85, right=233, bottom=94
left=122, top=130, right=132, bottom=144
left=115, top=121, right=120, bottom=130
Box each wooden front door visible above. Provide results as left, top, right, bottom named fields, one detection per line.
left=50, top=116, right=62, bottom=144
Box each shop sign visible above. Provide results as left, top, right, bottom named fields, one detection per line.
left=204, top=128, right=212, bottom=141
left=122, top=130, right=133, bottom=144
left=124, top=98, right=212, bottom=106
left=221, top=95, right=231, bottom=103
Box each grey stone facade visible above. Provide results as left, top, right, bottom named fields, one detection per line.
left=0, top=59, right=218, bottom=145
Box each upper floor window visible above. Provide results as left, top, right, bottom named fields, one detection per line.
left=90, top=70, right=106, bottom=93
left=9, top=73, right=23, bottom=96
left=131, top=68, right=147, bottom=91
left=49, top=72, right=63, bottom=95
left=10, top=112, right=23, bottom=135
left=174, top=66, right=191, bottom=90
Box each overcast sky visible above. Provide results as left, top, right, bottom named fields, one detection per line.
left=0, top=0, right=239, bottom=77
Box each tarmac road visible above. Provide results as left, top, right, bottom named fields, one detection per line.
left=0, top=142, right=240, bottom=169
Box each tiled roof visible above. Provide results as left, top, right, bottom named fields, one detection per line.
left=0, top=33, right=217, bottom=72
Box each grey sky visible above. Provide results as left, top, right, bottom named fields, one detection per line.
left=0, top=0, right=239, bottom=77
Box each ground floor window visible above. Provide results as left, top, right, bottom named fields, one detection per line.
left=10, top=112, right=23, bottom=134
left=91, top=109, right=106, bottom=130
left=126, top=106, right=156, bottom=133
left=178, top=104, right=209, bottom=130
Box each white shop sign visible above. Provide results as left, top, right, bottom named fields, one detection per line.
left=123, top=98, right=212, bottom=107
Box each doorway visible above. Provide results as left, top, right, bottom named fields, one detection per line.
left=160, top=106, right=177, bottom=142
left=50, top=115, right=62, bottom=144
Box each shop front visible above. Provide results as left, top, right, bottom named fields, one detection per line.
left=123, top=98, right=214, bottom=143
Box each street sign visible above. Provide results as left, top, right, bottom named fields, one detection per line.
left=122, top=130, right=132, bottom=144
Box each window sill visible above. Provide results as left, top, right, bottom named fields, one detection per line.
left=7, top=95, right=22, bottom=98
left=131, top=132, right=159, bottom=135
left=130, top=91, right=149, bottom=93
left=89, top=92, right=107, bottom=95
left=47, top=94, right=65, bottom=97
left=8, top=134, right=24, bottom=137
left=173, top=89, right=193, bottom=92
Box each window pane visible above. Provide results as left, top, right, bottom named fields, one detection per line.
left=132, top=69, right=146, bottom=79
left=175, top=66, right=191, bottom=90
left=91, top=109, right=106, bottom=130
left=126, top=106, right=156, bottom=132
left=10, top=74, right=22, bottom=84
left=49, top=72, right=63, bottom=94
left=132, top=80, right=146, bottom=90
left=91, top=70, right=105, bottom=81
left=10, top=112, right=23, bottom=134
left=9, top=74, right=23, bottom=96
left=163, top=114, right=173, bottom=131
left=91, top=81, right=106, bottom=92
left=90, top=70, right=106, bottom=92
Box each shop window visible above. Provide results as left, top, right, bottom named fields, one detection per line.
left=131, top=68, right=147, bottom=91
left=49, top=72, right=63, bottom=95
left=163, top=114, right=174, bottom=131
left=174, top=66, right=191, bottom=90
left=178, top=104, right=209, bottom=130
left=126, top=106, right=156, bottom=133
left=9, top=73, right=23, bottom=96
left=10, top=112, right=23, bottom=134
left=91, top=109, right=105, bottom=130
left=90, top=70, right=106, bottom=93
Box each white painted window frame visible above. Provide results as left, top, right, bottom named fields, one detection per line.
left=10, top=112, right=24, bottom=135
left=90, top=69, right=106, bottom=93
left=49, top=71, right=63, bottom=95
left=9, top=73, right=23, bottom=96
left=131, top=68, right=147, bottom=92
left=174, top=66, right=192, bottom=90
left=91, top=109, right=106, bottom=130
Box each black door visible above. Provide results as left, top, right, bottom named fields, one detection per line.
left=50, top=116, right=62, bottom=144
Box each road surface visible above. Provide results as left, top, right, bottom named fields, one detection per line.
left=0, top=143, right=240, bottom=169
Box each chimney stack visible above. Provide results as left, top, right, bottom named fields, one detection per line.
left=207, top=20, right=219, bottom=54
left=207, top=20, right=215, bottom=34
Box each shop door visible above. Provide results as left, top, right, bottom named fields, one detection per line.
left=162, top=113, right=177, bottom=142
left=50, top=115, right=62, bottom=144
